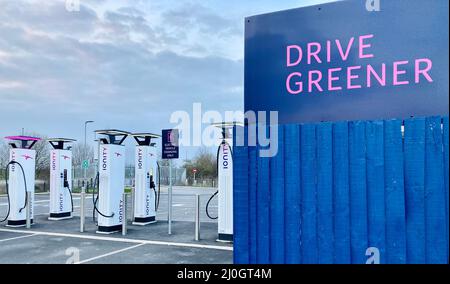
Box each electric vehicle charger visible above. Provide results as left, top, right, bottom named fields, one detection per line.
left=209, top=123, right=239, bottom=242
left=2, top=136, right=40, bottom=227
left=206, top=140, right=234, bottom=220
left=131, top=133, right=161, bottom=226
left=48, top=138, right=76, bottom=220
left=94, top=130, right=129, bottom=234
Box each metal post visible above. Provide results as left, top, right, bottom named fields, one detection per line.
left=131, top=187, right=135, bottom=222
left=195, top=194, right=200, bottom=241
left=26, top=192, right=31, bottom=229
left=84, top=123, right=87, bottom=180
left=80, top=187, right=85, bottom=232
left=168, top=159, right=173, bottom=235
left=122, top=193, right=127, bottom=236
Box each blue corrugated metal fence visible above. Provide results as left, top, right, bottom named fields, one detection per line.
left=233, top=116, right=449, bottom=264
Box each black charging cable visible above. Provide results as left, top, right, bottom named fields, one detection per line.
left=1, top=161, right=28, bottom=223
left=206, top=140, right=233, bottom=220
left=156, top=162, right=161, bottom=211
left=65, top=184, right=74, bottom=213
left=92, top=172, right=114, bottom=224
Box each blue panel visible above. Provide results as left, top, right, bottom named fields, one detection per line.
left=316, top=122, right=334, bottom=264
left=245, top=0, right=449, bottom=125
left=404, top=118, right=426, bottom=264
left=424, top=117, right=447, bottom=263
left=233, top=126, right=249, bottom=264
left=349, top=121, right=368, bottom=264
left=384, top=119, right=407, bottom=264
left=284, top=124, right=301, bottom=264
left=365, top=121, right=386, bottom=264
left=248, top=145, right=258, bottom=264
left=300, top=124, right=317, bottom=264
left=332, top=122, right=351, bottom=264
left=443, top=116, right=449, bottom=256
left=269, top=126, right=285, bottom=263
left=256, top=142, right=270, bottom=264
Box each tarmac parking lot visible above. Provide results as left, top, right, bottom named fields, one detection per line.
left=0, top=187, right=233, bottom=264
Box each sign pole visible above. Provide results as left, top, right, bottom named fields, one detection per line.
left=168, top=159, right=173, bottom=235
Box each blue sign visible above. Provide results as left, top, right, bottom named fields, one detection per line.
left=162, top=129, right=179, bottom=159
left=245, top=0, right=449, bottom=124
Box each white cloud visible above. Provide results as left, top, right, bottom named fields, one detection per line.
left=0, top=0, right=337, bottom=161
left=0, top=80, right=25, bottom=89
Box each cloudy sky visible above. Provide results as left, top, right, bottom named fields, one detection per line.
left=0, top=0, right=335, bottom=162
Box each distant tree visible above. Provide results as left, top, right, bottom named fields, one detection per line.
left=71, top=143, right=94, bottom=167
left=158, top=159, right=170, bottom=167
left=0, top=141, right=8, bottom=178
left=184, top=148, right=217, bottom=179
left=0, top=141, right=7, bottom=164
left=15, top=132, right=50, bottom=180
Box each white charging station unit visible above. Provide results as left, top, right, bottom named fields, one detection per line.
left=213, top=123, right=236, bottom=242
left=47, top=138, right=76, bottom=220
left=94, top=130, right=129, bottom=234
left=131, top=133, right=161, bottom=225
left=4, top=136, right=40, bottom=227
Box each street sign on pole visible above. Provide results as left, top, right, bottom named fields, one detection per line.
left=193, top=168, right=198, bottom=184
left=162, top=129, right=179, bottom=235
left=82, top=160, right=89, bottom=169
left=162, top=129, right=179, bottom=159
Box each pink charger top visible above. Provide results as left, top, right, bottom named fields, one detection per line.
left=5, top=136, right=41, bottom=142
left=5, top=136, right=41, bottom=149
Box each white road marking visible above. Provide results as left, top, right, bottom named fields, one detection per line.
left=0, top=233, right=37, bottom=243
left=76, top=243, right=145, bottom=264
left=0, top=196, right=88, bottom=206
left=0, top=228, right=233, bottom=251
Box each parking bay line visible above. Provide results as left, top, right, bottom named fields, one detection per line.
left=75, top=243, right=146, bottom=264
left=0, top=228, right=233, bottom=251
left=0, top=233, right=38, bottom=243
